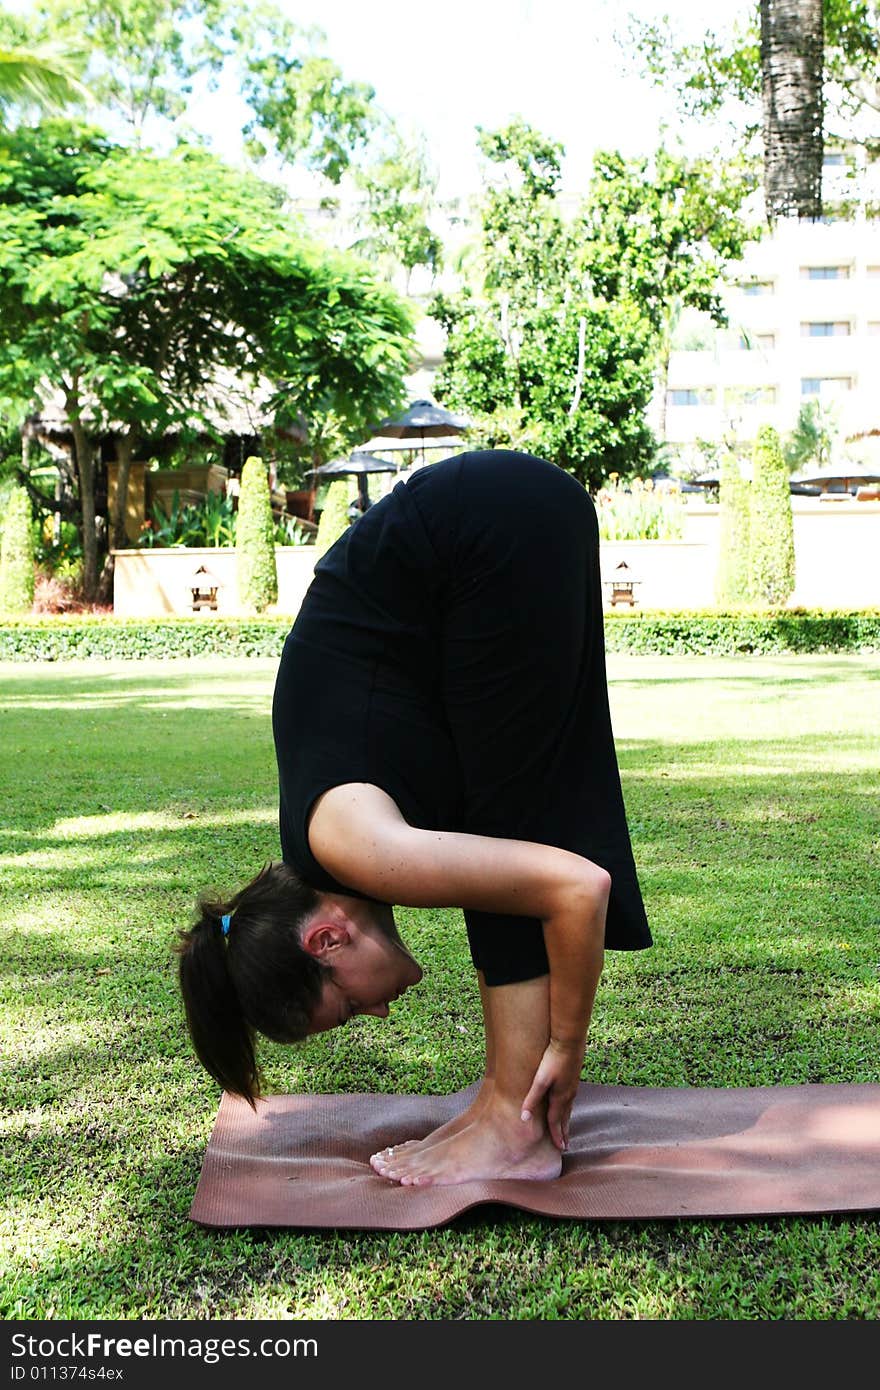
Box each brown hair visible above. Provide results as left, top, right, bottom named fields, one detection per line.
left=174, top=861, right=325, bottom=1107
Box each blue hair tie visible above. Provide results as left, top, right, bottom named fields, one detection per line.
left=220, top=913, right=232, bottom=937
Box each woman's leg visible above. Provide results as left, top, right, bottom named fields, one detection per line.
left=372, top=974, right=561, bottom=1186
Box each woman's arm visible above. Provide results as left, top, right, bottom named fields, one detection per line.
left=308, top=783, right=609, bottom=1147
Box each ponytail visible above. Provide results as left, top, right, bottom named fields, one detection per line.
left=175, top=862, right=325, bottom=1106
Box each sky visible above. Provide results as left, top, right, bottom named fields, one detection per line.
left=190, top=0, right=753, bottom=197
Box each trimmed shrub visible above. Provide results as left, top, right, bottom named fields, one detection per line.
left=603, top=609, right=880, bottom=655
left=235, top=457, right=277, bottom=612
left=1, top=610, right=878, bottom=661
left=0, top=487, right=35, bottom=615
left=715, top=452, right=751, bottom=606
left=314, top=479, right=352, bottom=558
left=748, top=425, right=796, bottom=606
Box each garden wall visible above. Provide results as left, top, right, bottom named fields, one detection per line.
left=112, top=546, right=317, bottom=617
left=602, top=501, right=880, bottom=610
left=112, top=501, right=880, bottom=617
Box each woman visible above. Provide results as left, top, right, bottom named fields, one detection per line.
left=177, top=449, right=651, bottom=1187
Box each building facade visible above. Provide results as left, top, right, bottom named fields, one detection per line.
left=663, top=152, right=880, bottom=471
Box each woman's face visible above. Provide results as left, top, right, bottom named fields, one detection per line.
left=306, top=903, right=423, bottom=1034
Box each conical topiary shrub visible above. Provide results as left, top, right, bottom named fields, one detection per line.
left=235, top=456, right=277, bottom=612
left=0, top=486, right=35, bottom=615
left=716, top=451, right=751, bottom=606
left=748, top=424, right=796, bottom=606
left=313, top=479, right=353, bottom=559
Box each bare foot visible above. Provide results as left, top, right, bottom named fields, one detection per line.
left=372, top=1101, right=562, bottom=1187
left=370, top=1081, right=494, bottom=1175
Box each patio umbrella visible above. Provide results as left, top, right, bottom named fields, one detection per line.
left=370, top=399, right=470, bottom=461
left=789, top=461, right=880, bottom=492
left=306, top=452, right=400, bottom=511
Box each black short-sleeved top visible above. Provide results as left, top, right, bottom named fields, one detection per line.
left=272, top=450, right=651, bottom=952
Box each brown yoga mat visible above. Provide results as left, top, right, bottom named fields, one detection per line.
left=189, top=1081, right=880, bottom=1230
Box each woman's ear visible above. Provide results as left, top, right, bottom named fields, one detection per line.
left=299, top=919, right=351, bottom=960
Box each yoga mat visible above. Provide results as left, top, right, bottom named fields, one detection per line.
left=189, top=1081, right=880, bottom=1230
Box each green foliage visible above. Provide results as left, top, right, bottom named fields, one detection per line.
left=594, top=476, right=685, bottom=541
left=313, top=478, right=352, bottom=558
left=627, top=1, right=880, bottom=164
left=749, top=425, right=796, bottom=606
left=139, top=490, right=237, bottom=548
left=604, top=608, right=880, bottom=655
left=235, top=5, right=379, bottom=181
left=580, top=147, right=760, bottom=340
left=431, top=120, right=657, bottom=490
left=0, top=42, right=90, bottom=117
left=2, top=610, right=878, bottom=661
left=235, top=456, right=277, bottom=612
left=0, top=119, right=413, bottom=596
left=272, top=513, right=314, bottom=547
left=783, top=399, right=839, bottom=474
left=0, top=486, right=34, bottom=614
left=716, top=452, right=752, bottom=605
left=17, top=0, right=226, bottom=133
left=351, top=131, right=443, bottom=284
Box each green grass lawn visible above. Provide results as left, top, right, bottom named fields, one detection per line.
left=1, top=653, right=878, bottom=1320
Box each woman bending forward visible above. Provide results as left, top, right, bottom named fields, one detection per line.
left=177, top=450, right=651, bottom=1187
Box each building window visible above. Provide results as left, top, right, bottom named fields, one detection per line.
left=801, top=377, right=853, bottom=396
left=823, top=152, right=846, bottom=166
left=868, top=267, right=880, bottom=279
left=724, top=386, right=778, bottom=407
left=740, top=280, right=774, bottom=296
left=868, top=322, right=880, bottom=336
left=800, top=321, right=851, bottom=336
left=738, top=332, right=776, bottom=350
left=667, top=388, right=715, bottom=407
left=800, top=265, right=851, bottom=279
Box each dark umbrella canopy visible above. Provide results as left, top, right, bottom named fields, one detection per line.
left=370, top=399, right=470, bottom=464
left=306, top=452, right=400, bottom=510
left=371, top=399, right=470, bottom=439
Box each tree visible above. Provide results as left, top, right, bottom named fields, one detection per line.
left=628, top=0, right=880, bottom=220
left=783, top=398, right=839, bottom=472
left=13, top=3, right=438, bottom=287
left=235, top=455, right=276, bottom=611
left=0, top=486, right=35, bottom=614
left=716, top=452, right=752, bottom=605
left=0, top=43, right=90, bottom=118
left=20, top=0, right=382, bottom=176
left=761, top=0, right=825, bottom=219
left=749, top=424, right=796, bottom=603
left=0, top=121, right=414, bottom=599
left=350, top=132, right=443, bottom=290
left=579, top=147, right=760, bottom=439
left=431, top=120, right=657, bottom=490
left=234, top=3, right=378, bottom=182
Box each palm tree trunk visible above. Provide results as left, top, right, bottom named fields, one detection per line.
left=760, top=0, right=825, bottom=221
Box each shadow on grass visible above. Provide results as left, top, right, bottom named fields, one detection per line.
left=607, top=655, right=880, bottom=689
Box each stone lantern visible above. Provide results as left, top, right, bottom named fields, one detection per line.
left=190, top=563, right=222, bottom=612
left=603, top=559, right=641, bottom=608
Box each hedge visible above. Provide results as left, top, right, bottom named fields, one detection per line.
left=1, top=609, right=879, bottom=662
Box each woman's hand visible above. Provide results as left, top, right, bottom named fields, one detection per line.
left=520, top=1036, right=587, bottom=1152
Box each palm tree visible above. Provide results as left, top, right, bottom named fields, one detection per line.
left=760, top=0, right=825, bottom=220
left=0, top=46, right=90, bottom=119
